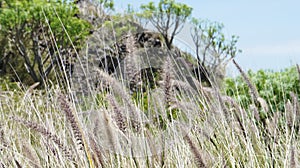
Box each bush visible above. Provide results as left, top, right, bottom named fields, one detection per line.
left=225, top=66, right=300, bottom=113
left=0, top=0, right=91, bottom=85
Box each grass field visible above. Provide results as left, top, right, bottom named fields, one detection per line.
left=0, top=54, right=299, bottom=167
left=0, top=2, right=299, bottom=167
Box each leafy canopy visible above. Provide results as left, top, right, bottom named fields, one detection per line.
left=140, top=0, right=193, bottom=49
left=191, top=18, right=240, bottom=65
left=0, top=0, right=91, bottom=85
left=0, top=0, right=90, bottom=42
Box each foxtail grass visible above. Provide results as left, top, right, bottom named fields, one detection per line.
left=1, top=2, right=300, bottom=167
left=232, top=59, right=259, bottom=103
left=184, top=134, right=207, bottom=168
left=10, top=116, right=73, bottom=160
left=58, top=93, right=95, bottom=167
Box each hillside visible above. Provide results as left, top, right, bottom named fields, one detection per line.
left=0, top=0, right=299, bottom=167
left=71, top=1, right=209, bottom=98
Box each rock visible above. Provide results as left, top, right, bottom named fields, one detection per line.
left=70, top=16, right=201, bottom=97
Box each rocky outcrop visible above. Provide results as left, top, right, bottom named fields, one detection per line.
left=70, top=25, right=202, bottom=95
left=70, top=0, right=214, bottom=101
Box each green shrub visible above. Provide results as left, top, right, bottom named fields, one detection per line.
left=225, top=66, right=300, bottom=112
left=0, top=0, right=91, bottom=85
left=0, top=76, right=21, bottom=91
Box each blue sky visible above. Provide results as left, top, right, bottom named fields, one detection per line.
left=114, top=0, right=300, bottom=75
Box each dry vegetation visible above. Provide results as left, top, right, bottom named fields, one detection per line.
left=0, top=1, right=300, bottom=167
left=0, top=54, right=300, bottom=167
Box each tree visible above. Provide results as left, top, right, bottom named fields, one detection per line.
left=0, top=0, right=91, bottom=85
left=140, top=0, right=192, bottom=49
left=190, top=18, right=241, bottom=85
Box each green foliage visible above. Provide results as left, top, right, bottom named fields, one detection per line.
left=103, top=13, right=139, bottom=39
left=0, top=0, right=90, bottom=42
left=0, top=76, right=21, bottom=91
left=190, top=18, right=241, bottom=86
left=140, top=0, right=193, bottom=49
left=1, top=1, right=300, bottom=166
left=191, top=18, right=240, bottom=59
left=225, top=67, right=300, bottom=112
left=99, top=0, right=114, bottom=10
left=140, top=0, right=192, bottom=18
left=0, top=0, right=91, bottom=85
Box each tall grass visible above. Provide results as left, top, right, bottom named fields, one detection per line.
left=0, top=6, right=300, bottom=168
left=1, top=56, right=299, bottom=167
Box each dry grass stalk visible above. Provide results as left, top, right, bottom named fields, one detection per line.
left=0, top=124, right=8, bottom=150
left=195, top=126, right=218, bottom=150
left=222, top=96, right=248, bottom=139
left=232, top=59, right=259, bottom=103
left=173, top=101, right=200, bottom=117
left=290, top=92, right=300, bottom=134
left=124, top=34, right=141, bottom=90
left=93, top=117, right=100, bottom=138
left=24, top=82, right=40, bottom=98
left=250, top=104, right=261, bottom=122
left=102, top=109, right=118, bottom=153
left=10, top=116, right=73, bottom=159
left=106, top=95, right=127, bottom=133
left=216, top=89, right=230, bottom=123
left=96, top=69, right=142, bottom=132
left=162, top=56, right=174, bottom=108
left=285, top=100, right=294, bottom=128
left=183, top=134, right=207, bottom=168
left=172, top=79, right=197, bottom=96
left=290, top=145, right=297, bottom=168
left=290, top=92, right=299, bottom=116
left=89, top=134, right=105, bottom=168
left=58, top=93, right=95, bottom=167
left=58, top=94, right=84, bottom=151
left=257, top=97, right=269, bottom=113
left=22, top=142, right=41, bottom=168
left=266, top=112, right=279, bottom=138
left=96, top=69, right=128, bottom=100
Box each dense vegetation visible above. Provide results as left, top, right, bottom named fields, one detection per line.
left=225, top=66, right=300, bottom=114
left=0, top=0, right=91, bottom=85
left=0, top=0, right=299, bottom=167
